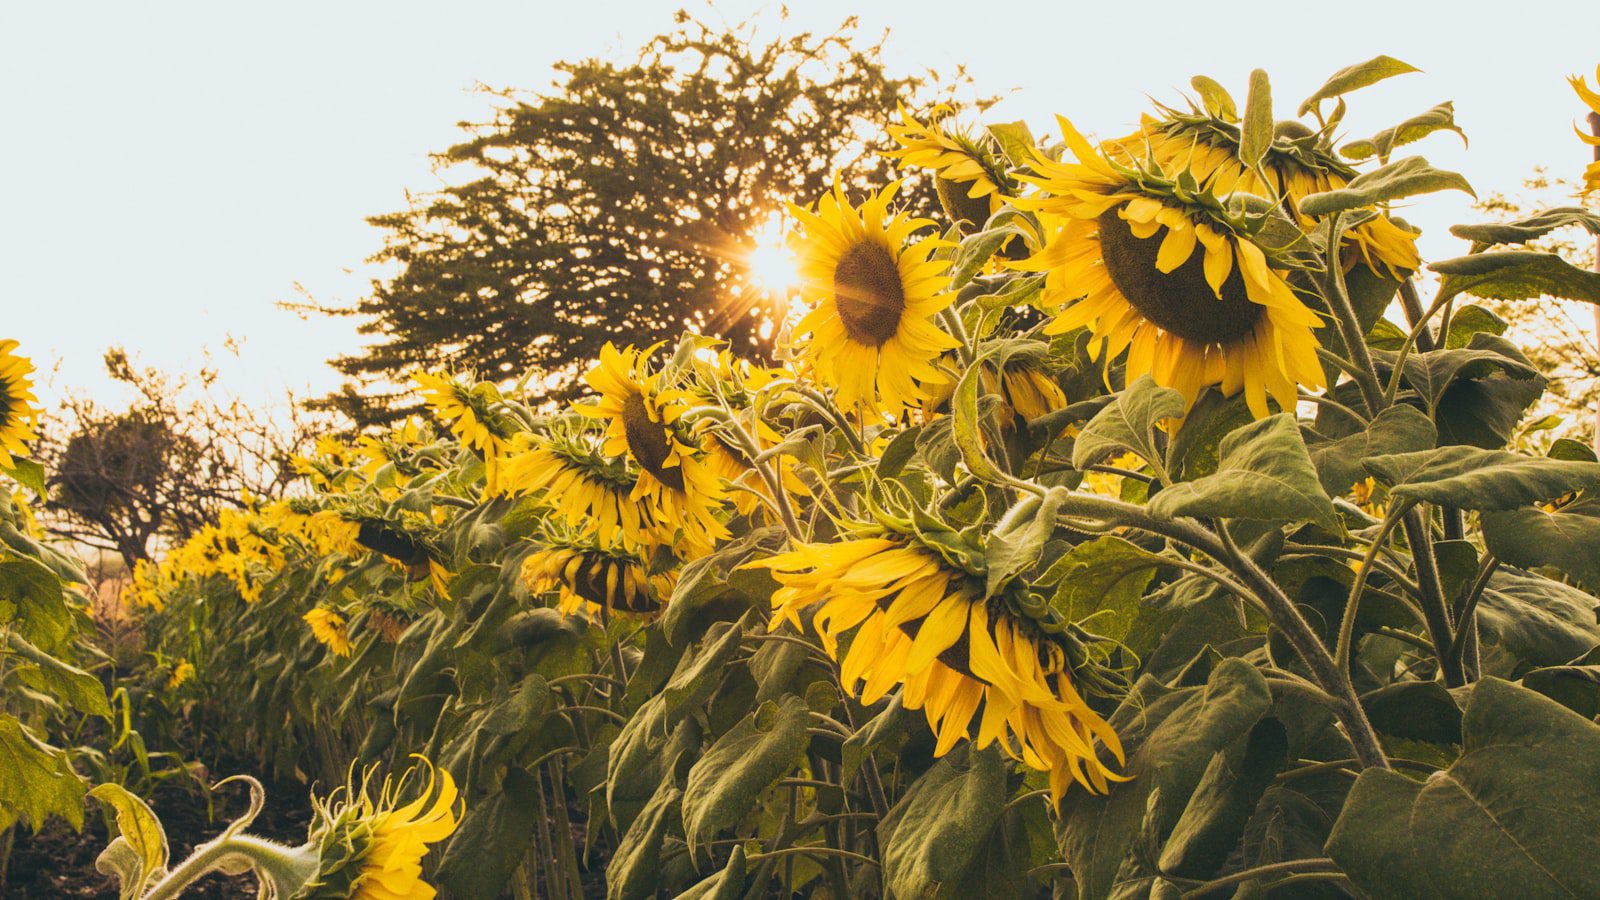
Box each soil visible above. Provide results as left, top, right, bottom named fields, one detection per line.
left=4, top=773, right=312, bottom=899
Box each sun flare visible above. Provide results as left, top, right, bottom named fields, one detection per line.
left=745, top=216, right=801, bottom=298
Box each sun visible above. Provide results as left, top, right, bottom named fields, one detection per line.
left=745, top=215, right=800, bottom=298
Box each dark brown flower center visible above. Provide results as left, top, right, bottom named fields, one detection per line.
left=936, top=175, right=993, bottom=232
left=832, top=240, right=907, bottom=347
left=1096, top=205, right=1263, bottom=345
left=621, top=390, right=684, bottom=492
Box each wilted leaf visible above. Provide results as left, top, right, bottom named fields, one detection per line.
left=681, top=695, right=808, bottom=851
left=607, top=781, right=682, bottom=900
left=436, top=767, right=541, bottom=898
left=1299, top=156, right=1472, bottom=217
left=1157, top=718, right=1289, bottom=878
left=89, top=783, right=168, bottom=898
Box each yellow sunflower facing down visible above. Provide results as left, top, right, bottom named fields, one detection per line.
left=414, top=370, right=518, bottom=494
left=886, top=104, right=1013, bottom=230
left=500, top=430, right=665, bottom=554
left=0, top=340, right=42, bottom=469
left=1015, top=117, right=1326, bottom=418
left=303, top=608, right=353, bottom=657
left=751, top=536, right=1125, bottom=801
left=788, top=180, right=961, bottom=419
left=578, top=343, right=729, bottom=558
left=304, top=757, right=461, bottom=900
left=689, top=351, right=811, bottom=518
left=520, top=542, right=674, bottom=619
left=1572, top=65, right=1600, bottom=193
left=1106, top=106, right=1421, bottom=275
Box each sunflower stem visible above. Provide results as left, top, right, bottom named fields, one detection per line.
left=1318, top=215, right=1386, bottom=413
left=1336, top=500, right=1414, bottom=674
left=1401, top=508, right=1464, bottom=687
left=940, top=306, right=976, bottom=366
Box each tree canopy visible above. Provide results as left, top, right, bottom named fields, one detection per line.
left=322, top=12, right=959, bottom=423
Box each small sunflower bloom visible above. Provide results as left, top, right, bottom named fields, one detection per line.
left=302, top=758, right=461, bottom=900
left=414, top=370, right=518, bottom=494
left=886, top=103, right=1012, bottom=230
left=304, top=608, right=353, bottom=657
left=0, top=340, right=42, bottom=469
left=788, top=179, right=960, bottom=419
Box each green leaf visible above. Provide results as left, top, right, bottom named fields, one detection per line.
left=1149, top=414, right=1339, bottom=531
left=1482, top=499, right=1600, bottom=592
left=1431, top=335, right=1545, bottom=449
left=985, top=489, right=1065, bottom=599
left=480, top=673, right=550, bottom=735
left=1298, top=156, right=1473, bottom=217
left=1072, top=374, right=1184, bottom=473
left=1375, top=337, right=1538, bottom=414
left=985, top=121, right=1036, bottom=168
left=878, top=744, right=1006, bottom=900
left=1168, top=389, right=1254, bottom=481
left=1432, top=250, right=1600, bottom=304
left=1449, top=206, right=1600, bottom=250
left=1443, top=304, right=1507, bottom=349
left=1299, top=56, right=1421, bottom=115
left=0, top=714, right=86, bottom=831
left=1308, top=404, right=1436, bottom=497
left=1190, top=75, right=1237, bottom=123
left=1058, top=659, right=1272, bottom=899
left=1521, top=650, right=1600, bottom=719
left=948, top=226, right=1014, bottom=289
left=1362, top=446, right=1600, bottom=510
left=663, top=617, right=746, bottom=720
left=1328, top=678, right=1600, bottom=899
left=1361, top=680, right=1463, bottom=748
left=1040, top=535, right=1170, bottom=645
left=661, top=527, right=781, bottom=646
left=1157, top=718, right=1289, bottom=878
left=0, top=552, right=70, bottom=648
left=951, top=359, right=1008, bottom=485
left=89, top=783, right=168, bottom=899
left=8, top=632, right=111, bottom=718
left=676, top=845, right=746, bottom=900
left=607, top=780, right=681, bottom=900
left=435, top=767, right=540, bottom=898
left=0, top=457, right=46, bottom=497
left=841, top=694, right=909, bottom=782
left=681, top=695, right=808, bottom=852
left=1475, top=568, right=1600, bottom=669
left=1341, top=101, right=1465, bottom=161
left=1239, top=69, right=1273, bottom=168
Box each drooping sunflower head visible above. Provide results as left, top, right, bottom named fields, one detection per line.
left=578, top=343, right=730, bottom=557
left=886, top=103, right=1013, bottom=230
left=1015, top=116, right=1326, bottom=418
left=0, top=340, right=42, bottom=470
left=414, top=370, right=520, bottom=493
left=303, top=608, right=353, bottom=657
left=1108, top=99, right=1421, bottom=274
left=520, top=538, right=673, bottom=619
left=788, top=179, right=961, bottom=419
left=1571, top=65, right=1600, bottom=194
left=303, top=757, right=460, bottom=900
left=500, top=428, right=664, bottom=554
left=750, top=520, right=1127, bottom=802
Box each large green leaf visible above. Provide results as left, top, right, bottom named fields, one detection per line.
left=1363, top=446, right=1600, bottom=510
left=661, top=528, right=782, bottom=646
left=0, top=713, right=86, bottom=831
left=1450, top=207, right=1600, bottom=250
left=878, top=744, right=1007, bottom=900
left=676, top=845, right=747, bottom=900
left=435, top=766, right=541, bottom=898
left=681, top=695, right=808, bottom=852
left=1307, top=404, right=1436, bottom=497
left=1481, top=499, right=1600, bottom=592
left=1431, top=336, right=1546, bottom=450
left=1475, top=568, right=1600, bottom=669
left=1057, top=658, right=1272, bottom=899
left=1168, top=389, right=1253, bottom=482
left=1328, top=678, right=1600, bottom=899
left=1432, top=250, right=1600, bottom=304
left=0, top=552, right=70, bottom=648
left=1238, top=69, right=1272, bottom=168
left=1299, top=55, right=1420, bottom=115
left=607, top=781, right=682, bottom=900
left=8, top=633, right=110, bottom=718
left=1341, top=101, right=1465, bottom=161
left=1376, top=338, right=1538, bottom=414
left=1041, top=535, right=1170, bottom=645
left=89, top=783, right=169, bottom=900
left=1149, top=414, right=1338, bottom=530
left=1073, top=375, right=1184, bottom=473
left=1298, top=156, right=1472, bottom=217
left=1157, top=718, right=1289, bottom=878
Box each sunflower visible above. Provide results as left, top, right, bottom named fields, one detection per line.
left=501, top=430, right=664, bottom=553
left=166, top=660, right=194, bottom=691
left=0, top=340, right=42, bottom=470
left=1015, top=116, right=1326, bottom=418
left=303, top=758, right=460, bottom=900
left=886, top=104, right=1013, bottom=230
left=578, top=343, right=729, bottom=557
left=304, top=608, right=353, bottom=657
left=1572, top=65, right=1600, bottom=194
left=520, top=542, right=673, bottom=618
left=751, top=536, right=1125, bottom=800
left=788, top=179, right=961, bottom=419
left=414, top=370, right=518, bottom=494
left=919, top=353, right=1068, bottom=431
left=689, top=351, right=811, bottom=518
left=1106, top=107, right=1420, bottom=275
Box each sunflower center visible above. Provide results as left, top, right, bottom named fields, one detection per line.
left=621, top=391, right=685, bottom=492
left=1096, top=205, right=1263, bottom=345
left=832, top=241, right=907, bottom=347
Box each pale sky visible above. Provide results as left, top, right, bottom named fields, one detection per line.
left=5, top=0, right=1597, bottom=414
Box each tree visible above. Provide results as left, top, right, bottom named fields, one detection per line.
left=41, top=348, right=324, bottom=567
left=318, top=11, right=966, bottom=424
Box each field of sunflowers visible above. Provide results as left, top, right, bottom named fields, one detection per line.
left=6, top=56, right=1600, bottom=898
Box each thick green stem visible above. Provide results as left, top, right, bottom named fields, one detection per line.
left=1401, top=509, right=1463, bottom=687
